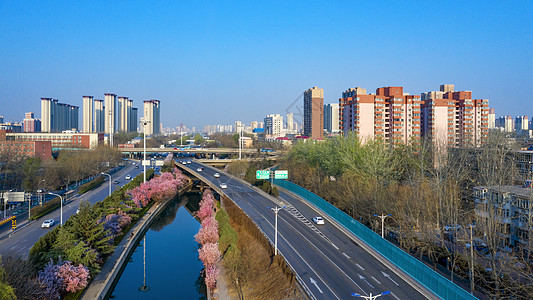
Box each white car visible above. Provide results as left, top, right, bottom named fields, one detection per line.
left=197, top=167, right=203, bottom=172
left=182, top=161, right=187, bottom=165
left=187, top=161, right=192, bottom=164
left=220, top=183, right=228, bottom=189
left=312, top=217, right=325, bottom=225
left=214, top=173, right=220, bottom=178
left=125, top=175, right=131, bottom=180
left=42, top=219, right=55, bottom=228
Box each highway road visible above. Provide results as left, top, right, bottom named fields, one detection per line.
left=179, top=159, right=430, bottom=300
left=0, top=160, right=144, bottom=259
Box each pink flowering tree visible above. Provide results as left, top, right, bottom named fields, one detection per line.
left=195, top=217, right=219, bottom=244
left=127, top=182, right=152, bottom=208
left=57, top=262, right=90, bottom=293
left=205, top=264, right=220, bottom=291
left=198, top=242, right=221, bottom=266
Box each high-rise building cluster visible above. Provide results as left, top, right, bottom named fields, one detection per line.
left=300, top=83, right=490, bottom=148
left=41, top=98, right=79, bottom=133
left=83, top=94, right=141, bottom=135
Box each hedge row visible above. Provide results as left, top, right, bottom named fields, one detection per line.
left=78, top=176, right=105, bottom=194
left=29, top=197, right=61, bottom=221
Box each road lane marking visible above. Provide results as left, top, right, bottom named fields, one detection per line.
left=343, top=252, right=350, bottom=259
left=310, top=277, right=323, bottom=293
left=356, top=263, right=365, bottom=271
left=381, top=271, right=399, bottom=286
left=371, top=276, right=381, bottom=285
left=390, top=292, right=401, bottom=300
left=358, top=273, right=374, bottom=288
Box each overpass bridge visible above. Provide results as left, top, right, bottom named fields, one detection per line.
left=175, top=159, right=458, bottom=300
left=118, top=147, right=268, bottom=155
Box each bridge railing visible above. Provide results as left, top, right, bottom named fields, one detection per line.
left=274, top=179, right=477, bottom=300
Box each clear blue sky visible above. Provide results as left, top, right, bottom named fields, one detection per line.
left=1, top=1, right=532, bottom=129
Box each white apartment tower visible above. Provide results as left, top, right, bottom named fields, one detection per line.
left=83, top=96, right=94, bottom=133
left=143, top=100, right=161, bottom=135
left=104, top=93, right=117, bottom=135
left=264, top=114, right=284, bottom=136
left=323, top=103, right=340, bottom=133
left=94, top=99, right=105, bottom=133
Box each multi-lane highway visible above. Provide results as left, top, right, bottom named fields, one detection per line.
left=0, top=160, right=143, bottom=259
left=179, top=159, right=430, bottom=300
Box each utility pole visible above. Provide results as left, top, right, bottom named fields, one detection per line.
left=141, top=119, right=150, bottom=183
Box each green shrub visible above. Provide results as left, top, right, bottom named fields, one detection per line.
left=78, top=176, right=105, bottom=194
left=30, top=197, right=61, bottom=220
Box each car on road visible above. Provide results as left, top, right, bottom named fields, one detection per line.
left=181, top=161, right=187, bottom=165
left=312, top=217, right=325, bottom=225
left=42, top=219, right=55, bottom=228
left=220, top=183, right=228, bottom=189
left=114, top=180, right=120, bottom=184
left=214, top=173, right=220, bottom=178
left=197, top=167, right=203, bottom=172
left=125, top=175, right=131, bottom=180
left=187, top=161, right=192, bottom=164
left=135, top=166, right=139, bottom=169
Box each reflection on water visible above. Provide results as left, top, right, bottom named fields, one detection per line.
left=110, top=193, right=204, bottom=299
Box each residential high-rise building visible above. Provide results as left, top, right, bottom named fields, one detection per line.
left=131, top=107, right=138, bottom=132
left=83, top=96, right=94, bottom=133
left=0, top=116, right=3, bottom=124
left=264, top=114, right=283, bottom=136
left=488, top=108, right=496, bottom=129
left=339, top=87, right=366, bottom=132
left=304, top=87, right=324, bottom=139
left=496, top=116, right=514, bottom=132
left=421, top=85, right=489, bottom=148
left=41, top=98, right=79, bottom=132
left=340, top=86, right=421, bottom=145
left=234, top=121, right=244, bottom=133
left=515, top=116, right=529, bottom=133
left=286, top=113, right=294, bottom=132
left=118, top=97, right=135, bottom=132
left=323, top=103, right=340, bottom=133
left=23, top=112, right=41, bottom=133
left=143, top=100, right=160, bottom=135
left=94, top=99, right=105, bottom=133
left=104, top=93, right=117, bottom=135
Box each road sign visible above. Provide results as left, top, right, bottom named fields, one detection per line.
left=256, top=170, right=270, bottom=180
left=142, top=160, right=151, bottom=166
left=274, top=170, right=288, bottom=179
left=155, top=160, right=164, bottom=166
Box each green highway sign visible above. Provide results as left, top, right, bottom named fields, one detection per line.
left=274, top=170, right=288, bottom=179
left=256, top=170, right=270, bottom=180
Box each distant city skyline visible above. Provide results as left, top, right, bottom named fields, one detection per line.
left=1, top=1, right=532, bottom=128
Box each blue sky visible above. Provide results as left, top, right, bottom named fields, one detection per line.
left=1, top=1, right=532, bottom=129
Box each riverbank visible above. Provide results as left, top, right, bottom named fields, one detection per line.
left=81, top=180, right=192, bottom=300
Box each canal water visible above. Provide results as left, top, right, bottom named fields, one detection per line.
left=109, top=192, right=206, bottom=299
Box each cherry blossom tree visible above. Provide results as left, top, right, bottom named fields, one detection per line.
left=195, top=220, right=219, bottom=244
left=57, top=262, right=90, bottom=293
left=198, top=242, right=221, bottom=266
left=205, top=264, right=220, bottom=291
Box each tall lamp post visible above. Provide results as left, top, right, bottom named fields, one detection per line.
left=1, top=191, right=5, bottom=220
left=101, top=172, right=111, bottom=198
left=48, top=192, right=63, bottom=226
left=268, top=205, right=285, bottom=255
left=352, top=291, right=390, bottom=299
left=141, top=119, right=150, bottom=183
left=238, top=126, right=242, bottom=160
left=374, top=213, right=391, bottom=238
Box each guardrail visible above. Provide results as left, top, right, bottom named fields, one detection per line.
left=0, top=216, right=15, bottom=226
left=274, top=179, right=477, bottom=300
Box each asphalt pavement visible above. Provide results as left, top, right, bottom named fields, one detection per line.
left=0, top=160, right=144, bottom=259
left=178, top=160, right=430, bottom=300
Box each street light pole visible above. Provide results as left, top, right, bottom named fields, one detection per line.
left=374, top=214, right=391, bottom=238
left=48, top=192, right=63, bottom=226
left=469, top=224, right=474, bottom=294
left=352, top=291, right=390, bottom=299
left=101, top=172, right=111, bottom=198
left=239, top=126, right=242, bottom=160
left=268, top=205, right=285, bottom=255
left=141, top=119, right=150, bottom=183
